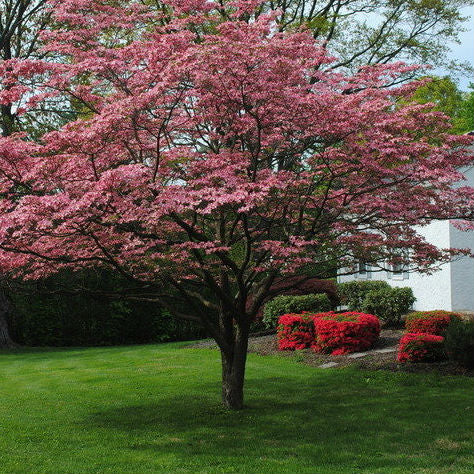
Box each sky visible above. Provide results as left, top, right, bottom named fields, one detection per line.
left=436, top=6, right=474, bottom=91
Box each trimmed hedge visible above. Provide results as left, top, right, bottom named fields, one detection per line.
left=444, top=319, right=474, bottom=369
left=361, top=287, right=415, bottom=324
left=312, top=311, right=380, bottom=355
left=277, top=311, right=380, bottom=354
left=7, top=270, right=207, bottom=346
left=9, top=301, right=206, bottom=347
left=263, top=293, right=332, bottom=329
left=405, top=310, right=462, bottom=336
left=397, top=333, right=445, bottom=363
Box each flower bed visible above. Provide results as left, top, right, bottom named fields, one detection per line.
left=397, top=332, right=445, bottom=363
left=278, top=311, right=380, bottom=354
left=405, top=311, right=462, bottom=336
left=277, top=314, right=315, bottom=350
left=311, top=312, right=380, bottom=355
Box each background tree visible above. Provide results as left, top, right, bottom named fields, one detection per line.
left=407, top=75, right=474, bottom=133
left=0, top=0, right=53, bottom=346
left=458, top=83, right=474, bottom=132
left=252, top=0, right=474, bottom=82
left=0, top=0, right=53, bottom=136
left=0, top=0, right=473, bottom=408
left=7, top=269, right=206, bottom=346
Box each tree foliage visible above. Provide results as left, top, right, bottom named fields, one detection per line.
left=458, top=84, right=474, bottom=133
left=408, top=76, right=474, bottom=133
left=0, top=0, right=53, bottom=136
left=0, top=0, right=473, bottom=408
left=3, top=0, right=474, bottom=139
left=257, top=0, right=474, bottom=79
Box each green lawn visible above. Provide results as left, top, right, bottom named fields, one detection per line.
left=0, top=343, right=473, bottom=474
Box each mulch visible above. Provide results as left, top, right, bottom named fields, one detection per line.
left=189, top=329, right=474, bottom=377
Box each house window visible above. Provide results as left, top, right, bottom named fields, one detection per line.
left=388, top=250, right=409, bottom=280
left=357, top=260, right=371, bottom=279
left=392, top=262, right=403, bottom=275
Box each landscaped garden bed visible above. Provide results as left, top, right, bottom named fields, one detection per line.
left=190, top=321, right=474, bottom=376
left=277, top=311, right=380, bottom=354
left=246, top=330, right=474, bottom=376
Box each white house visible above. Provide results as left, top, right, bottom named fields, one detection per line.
left=338, top=138, right=474, bottom=312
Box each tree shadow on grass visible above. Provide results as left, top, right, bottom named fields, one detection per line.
left=82, top=372, right=474, bottom=473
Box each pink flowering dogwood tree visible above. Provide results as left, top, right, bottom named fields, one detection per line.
left=0, top=0, right=473, bottom=408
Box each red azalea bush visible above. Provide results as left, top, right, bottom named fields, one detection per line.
left=277, top=311, right=380, bottom=353
left=397, top=332, right=445, bottom=362
left=311, top=311, right=381, bottom=355
left=405, top=311, right=462, bottom=336
left=277, top=314, right=315, bottom=350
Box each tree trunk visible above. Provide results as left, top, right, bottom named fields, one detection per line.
left=1, top=104, right=15, bottom=137
left=0, top=314, right=14, bottom=347
left=221, top=325, right=249, bottom=410
left=0, top=288, right=15, bottom=348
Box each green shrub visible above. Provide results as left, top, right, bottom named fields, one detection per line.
left=444, top=319, right=474, bottom=369
left=7, top=269, right=207, bottom=346
left=361, top=287, right=415, bottom=324
left=337, top=280, right=390, bottom=311
left=262, top=293, right=332, bottom=329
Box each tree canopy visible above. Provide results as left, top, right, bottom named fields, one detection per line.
left=408, top=76, right=474, bottom=133
left=0, top=0, right=53, bottom=136
left=2, top=0, right=474, bottom=138
left=0, top=0, right=473, bottom=408
left=271, top=0, right=474, bottom=76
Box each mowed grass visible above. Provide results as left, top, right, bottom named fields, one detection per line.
left=0, top=343, right=473, bottom=474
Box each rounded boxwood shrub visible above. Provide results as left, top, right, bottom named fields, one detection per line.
left=263, top=293, right=331, bottom=329
left=337, top=280, right=390, bottom=311
left=312, top=311, right=381, bottom=355
left=397, top=333, right=445, bottom=363
left=277, top=314, right=315, bottom=350
left=444, top=319, right=474, bottom=369
left=361, top=287, right=415, bottom=324
left=405, top=310, right=462, bottom=336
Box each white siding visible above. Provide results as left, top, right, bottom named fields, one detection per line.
left=449, top=226, right=474, bottom=311
left=338, top=144, right=474, bottom=311
left=408, top=220, right=452, bottom=311
left=338, top=220, right=453, bottom=311
left=449, top=165, right=474, bottom=311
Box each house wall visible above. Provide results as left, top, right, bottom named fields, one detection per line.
left=449, top=225, right=474, bottom=311
left=400, top=220, right=452, bottom=311
left=337, top=220, right=453, bottom=311
left=449, top=165, right=474, bottom=311
left=338, top=148, right=474, bottom=312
